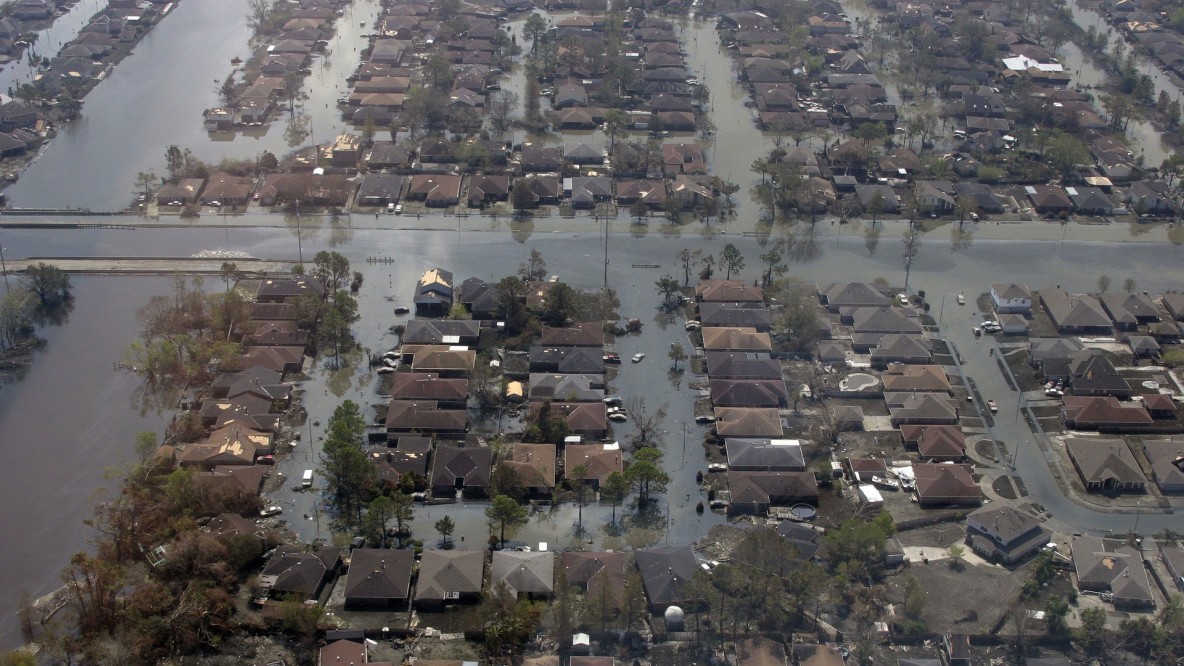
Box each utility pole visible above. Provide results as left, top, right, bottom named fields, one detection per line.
left=0, top=231, right=8, bottom=292
left=603, top=215, right=609, bottom=290
left=295, top=198, right=304, bottom=264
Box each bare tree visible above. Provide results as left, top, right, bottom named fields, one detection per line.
left=627, top=397, right=668, bottom=444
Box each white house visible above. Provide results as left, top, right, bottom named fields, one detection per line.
left=991, top=283, right=1032, bottom=314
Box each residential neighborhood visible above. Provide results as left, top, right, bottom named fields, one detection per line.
left=6, top=0, right=1184, bottom=663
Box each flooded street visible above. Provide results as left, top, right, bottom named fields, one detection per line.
left=4, top=0, right=383, bottom=211
left=3, top=222, right=1184, bottom=645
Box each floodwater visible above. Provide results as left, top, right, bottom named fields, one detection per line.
left=4, top=223, right=1184, bottom=646
left=0, top=0, right=108, bottom=96
left=0, top=276, right=174, bottom=649
left=4, top=0, right=383, bottom=211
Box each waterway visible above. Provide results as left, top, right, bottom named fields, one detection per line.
left=4, top=0, right=383, bottom=211
left=0, top=276, right=174, bottom=649
left=0, top=0, right=108, bottom=96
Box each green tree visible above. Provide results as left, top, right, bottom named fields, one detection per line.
left=758, top=247, right=786, bottom=288
left=1097, top=274, right=1112, bottom=293
left=1045, top=594, right=1070, bottom=634
left=312, top=250, right=350, bottom=292
left=625, top=447, right=670, bottom=508
left=523, top=13, right=549, bottom=52
left=22, top=263, right=71, bottom=308
left=766, top=276, right=822, bottom=351
left=655, top=274, right=681, bottom=307
left=604, top=108, right=629, bottom=155
left=489, top=462, right=527, bottom=501
left=668, top=342, right=687, bottom=371
left=601, top=470, right=630, bottom=524
left=675, top=248, right=700, bottom=286
left=486, top=494, right=528, bottom=547
left=720, top=243, right=745, bottom=280
left=135, top=170, right=157, bottom=198
left=435, top=515, right=456, bottom=548
left=317, top=291, right=360, bottom=359
left=570, top=464, right=591, bottom=535
left=1078, top=607, right=1109, bottom=656
left=320, top=401, right=377, bottom=530
left=1045, top=132, right=1091, bottom=180
left=511, top=180, right=536, bottom=215
left=363, top=495, right=396, bottom=548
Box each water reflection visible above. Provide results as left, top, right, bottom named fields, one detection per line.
left=510, top=217, right=535, bottom=243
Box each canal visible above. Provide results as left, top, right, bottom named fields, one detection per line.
left=4, top=0, right=384, bottom=211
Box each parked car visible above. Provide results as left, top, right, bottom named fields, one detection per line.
left=956, top=293, right=965, bottom=305
left=256, top=455, right=275, bottom=465
left=897, top=293, right=909, bottom=305
left=260, top=506, right=283, bottom=517
left=631, top=353, right=645, bottom=363
left=608, top=413, right=628, bottom=423
left=707, top=463, right=727, bottom=473
left=695, top=414, right=716, bottom=424
left=603, top=352, right=622, bottom=364
left=987, top=399, right=998, bottom=413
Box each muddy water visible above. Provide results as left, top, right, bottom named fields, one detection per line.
left=5, top=0, right=383, bottom=211
left=0, top=277, right=174, bottom=649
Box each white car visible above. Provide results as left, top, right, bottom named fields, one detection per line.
left=956, top=294, right=965, bottom=305
left=260, top=505, right=283, bottom=517
left=897, top=293, right=909, bottom=305
left=394, top=204, right=403, bottom=214
left=631, top=353, right=645, bottom=363
left=707, top=463, right=727, bottom=473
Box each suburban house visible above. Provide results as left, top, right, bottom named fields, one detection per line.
left=1072, top=536, right=1155, bottom=608
left=1142, top=438, right=1184, bottom=493
left=869, top=335, right=933, bottom=364
left=1065, top=437, right=1147, bottom=492
left=178, top=425, right=273, bottom=469
left=431, top=444, right=492, bottom=497
left=696, top=280, right=763, bottom=303
left=701, top=327, right=772, bottom=352
left=1160, top=545, right=1184, bottom=592
left=491, top=551, right=555, bottom=599
left=564, top=443, right=623, bottom=487
left=1040, top=287, right=1113, bottom=335
left=1099, top=291, right=1159, bottom=330
left=387, top=374, right=469, bottom=408
left=343, top=548, right=414, bottom=608
left=259, top=545, right=342, bottom=601
left=881, top=365, right=951, bottom=393
left=355, top=174, right=406, bottom=207
left=699, top=302, right=772, bottom=331
left=528, top=374, right=604, bottom=402
left=402, top=319, right=481, bottom=346
left=415, top=550, right=485, bottom=608
left=899, top=425, right=966, bottom=461
left=887, top=393, right=960, bottom=426
left=965, top=505, right=1052, bottom=564
left=1029, top=337, right=1085, bottom=378
left=200, top=173, right=253, bottom=206
left=385, top=400, right=467, bottom=436
left=991, top=283, right=1032, bottom=314
left=713, top=407, right=784, bottom=438
left=705, top=352, right=781, bottom=379
left=414, top=267, right=454, bottom=315
left=256, top=277, right=324, bottom=303
left=540, top=322, right=605, bottom=347
left=1026, top=185, right=1073, bottom=215
left=459, top=277, right=501, bottom=320
left=913, top=463, right=982, bottom=506
left=156, top=178, right=206, bottom=206
left=1067, top=350, right=1131, bottom=398
left=710, top=379, right=790, bottom=408
left=504, top=443, right=556, bottom=497
left=407, top=346, right=476, bottom=376
left=408, top=174, right=462, bottom=207
left=725, top=438, right=805, bottom=470
left=1061, top=397, right=1151, bottom=430
left=562, top=551, right=625, bottom=606
left=531, top=402, right=607, bottom=439
left=635, top=546, right=700, bottom=612
left=818, top=283, right=891, bottom=312
left=728, top=471, right=819, bottom=514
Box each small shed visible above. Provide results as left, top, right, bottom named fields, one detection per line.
left=831, top=405, right=864, bottom=431
left=857, top=484, right=884, bottom=508
left=999, top=313, right=1029, bottom=336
